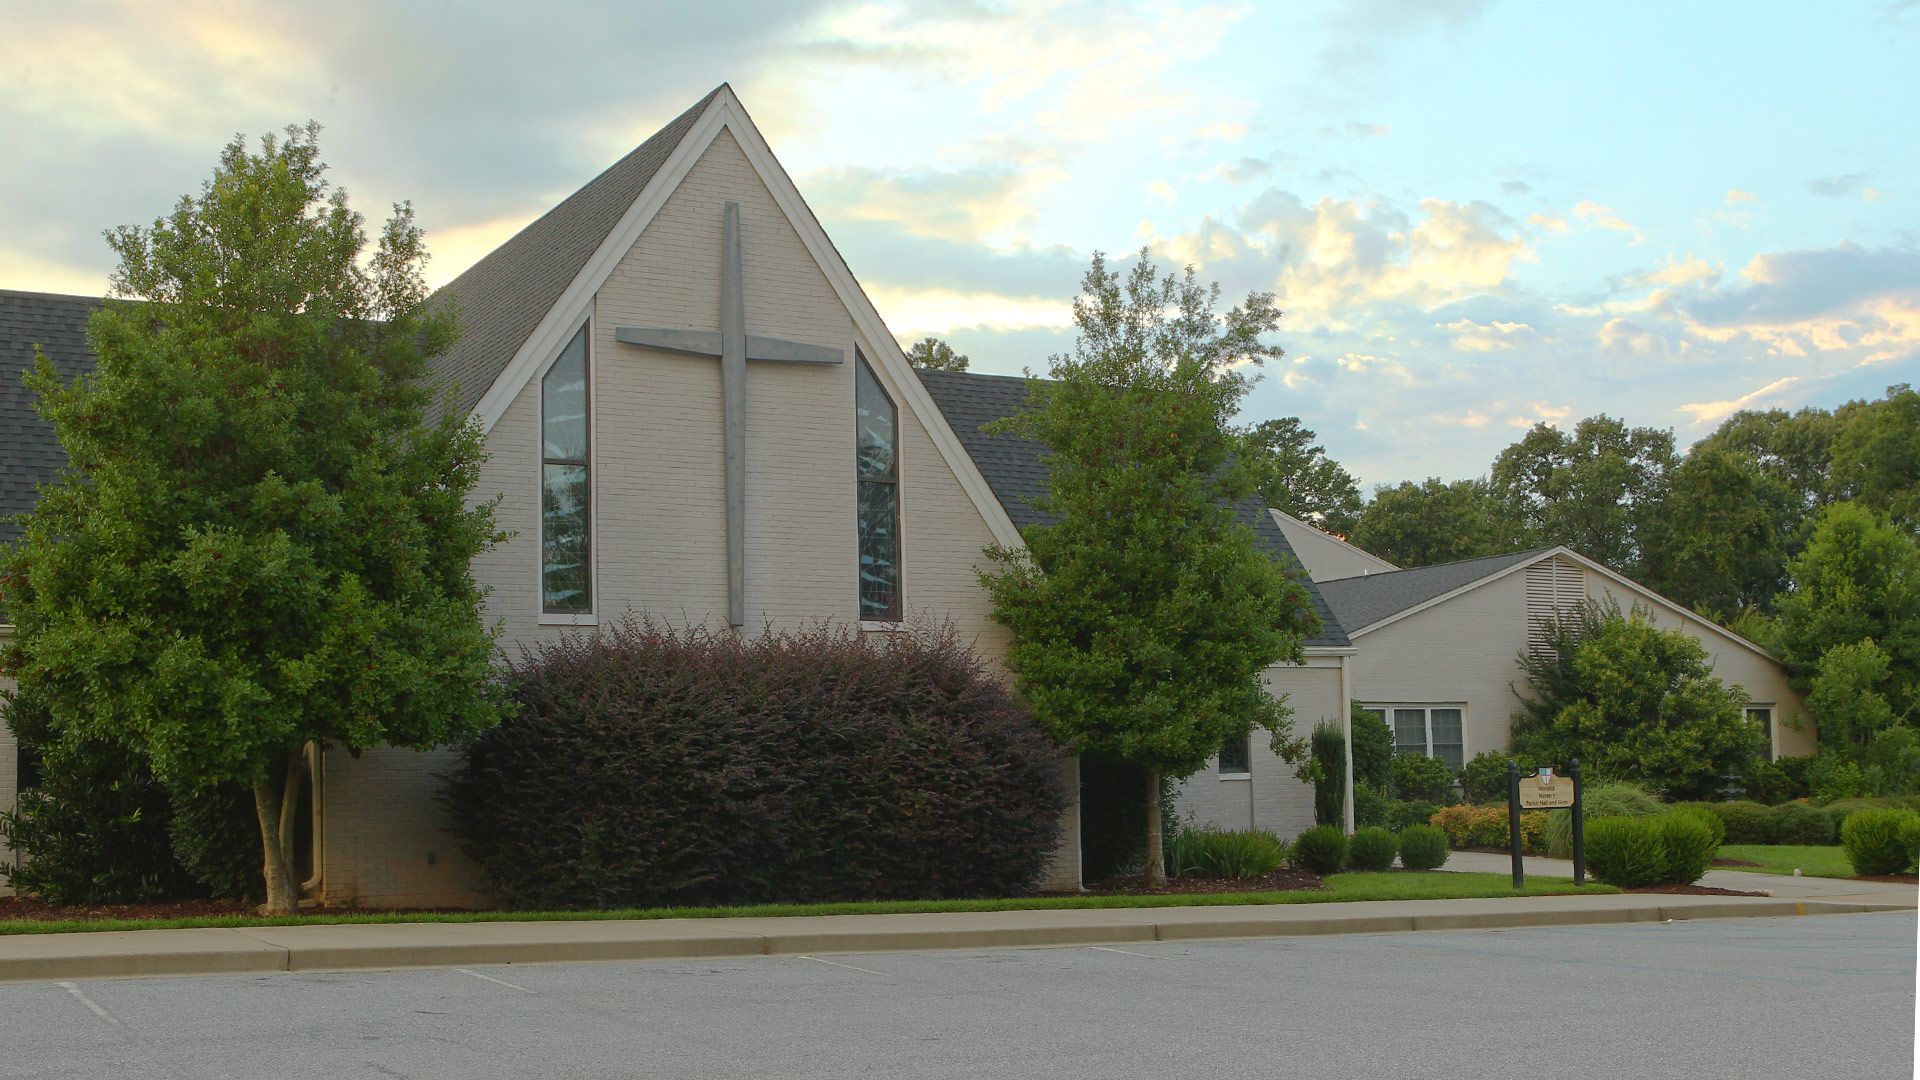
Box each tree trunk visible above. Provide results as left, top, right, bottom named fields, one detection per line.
left=1143, top=768, right=1165, bottom=888
left=252, top=746, right=306, bottom=915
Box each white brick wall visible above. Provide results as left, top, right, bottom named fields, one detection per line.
left=321, top=130, right=1071, bottom=906
left=1169, top=659, right=1341, bottom=841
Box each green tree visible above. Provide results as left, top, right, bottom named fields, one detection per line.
left=1693, top=404, right=1837, bottom=519
left=1777, top=502, right=1920, bottom=724
left=1510, top=603, right=1762, bottom=799
left=978, top=250, right=1318, bottom=886
left=905, top=336, right=970, bottom=371
left=1639, top=447, right=1795, bottom=617
left=1242, top=416, right=1363, bottom=535
left=1350, top=477, right=1515, bottom=567
left=0, top=124, right=507, bottom=913
left=1829, top=384, right=1919, bottom=531
left=1490, top=415, right=1676, bottom=570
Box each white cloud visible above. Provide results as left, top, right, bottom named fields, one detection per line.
left=1677, top=376, right=1803, bottom=427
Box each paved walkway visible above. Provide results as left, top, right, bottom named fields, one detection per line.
left=1443, top=849, right=1920, bottom=905
left=0, top=886, right=1908, bottom=985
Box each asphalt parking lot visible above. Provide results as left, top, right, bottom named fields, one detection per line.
left=2, top=912, right=1912, bottom=1080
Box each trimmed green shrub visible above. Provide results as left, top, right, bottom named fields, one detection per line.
left=1584, top=817, right=1670, bottom=888
left=1819, top=797, right=1920, bottom=840
left=1461, top=751, right=1521, bottom=805
left=1311, top=723, right=1347, bottom=827
left=1391, top=753, right=1456, bottom=804
left=0, top=738, right=196, bottom=904
left=1397, top=824, right=1450, bottom=870
left=1387, top=799, right=1442, bottom=833
left=1544, top=782, right=1664, bottom=858
left=1165, top=828, right=1286, bottom=879
left=1840, top=809, right=1920, bottom=876
left=447, top=621, right=1067, bottom=908
left=1291, top=825, right=1348, bottom=875
left=1770, top=801, right=1835, bottom=845
left=1670, top=803, right=1727, bottom=850
left=1657, top=812, right=1719, bottom=884
left=168, top=783, right=267, bottom=901
left=1346, top=827, right=1399, bottom=871
left=1353, top=781, right=1392, bottom=829
left=1707, top=800, right=1777, bottom=844
left=1901, top=816, right=1920, bottom=870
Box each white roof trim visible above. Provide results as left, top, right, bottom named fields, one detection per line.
left=1344, top=545, right=1783, bottom=664
left=461, top=87, right=1024, bottom=551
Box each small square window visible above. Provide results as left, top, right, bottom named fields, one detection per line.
left=1218, top=732, right=1251, bottom=776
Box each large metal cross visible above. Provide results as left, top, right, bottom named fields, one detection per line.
left=615, top=201, right=845, bottom=627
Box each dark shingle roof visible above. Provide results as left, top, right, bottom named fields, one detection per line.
left=915, top=368, right=1350, bottom=648
left=424, top=86, right=724, bottom=418
left=0, top=290, right=104, bottom=548
left=1316, top=547, right=1553, bottom=634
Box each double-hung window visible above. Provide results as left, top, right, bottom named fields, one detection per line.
left=1746, top=705, right=1774, bottom=760
left=855, top=353, right=902, bottom=621
left=541, top=324, right=591, bottom=615
left=1217, top=732, right=1251, bottom=778
left=1371, top=704, right=1465, bottom=772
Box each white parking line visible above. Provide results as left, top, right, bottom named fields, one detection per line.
left=1085, top=946, right=1170, bottom=960
left=57, top=982, right=123, bottom=1026
left=796, top=955, right=890, bottom=976
left=456, top=967, right=535, bottom=993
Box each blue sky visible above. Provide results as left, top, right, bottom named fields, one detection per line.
left=2, top=0, right=1914, bottom=484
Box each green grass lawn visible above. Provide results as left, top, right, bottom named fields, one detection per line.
left=1719, top=844, right=1856, bottom=878
left=0, top=871, right=1614, bottom=937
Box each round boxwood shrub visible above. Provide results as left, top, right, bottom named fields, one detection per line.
left=1840, top=809, right=1920, bottom=876
left=1291, top=825, right=1348, bottom=875
left=1346, top=826, right=1399, bottom=871
left=1545, top=782, right=1663, bottom=858
left=445, top=620, right=1067, bottom=908
left=1708, top=799, right=1777, bottom=845
left=1460, top=751, right=1521, bottom=805
left=1669, top=803, right=1726, bottom=850
left=1584, top=817, right=1669, bottom=888
left=1387, top=799, right=1441, bottom=833
left=1657, top=812, right=1718, bottom=884
left=1397, top=825, right=1449, bottom=870
left=1770, top=801, right=1834, bottom=845
left=1902, top=816, right=1920, bottom=870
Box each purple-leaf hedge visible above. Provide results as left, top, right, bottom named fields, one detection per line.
left=445, top=619, right=1067, bottom=909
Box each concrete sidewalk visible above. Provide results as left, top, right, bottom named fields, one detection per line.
left=1, top=889, right=1908, bottom=985
left=1443, top=849, right=1920, bottom=906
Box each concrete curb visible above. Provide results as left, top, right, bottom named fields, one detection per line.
left=0, top=896, right=1907, bottom=984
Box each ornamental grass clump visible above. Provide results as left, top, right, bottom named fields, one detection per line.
left=1396, top=825, right=1449, bottom=870
left=446, top=619, right=1067, bottom=909
left=1345, top=827, right=1399, bottom=871
left=1839, top=809, right=1920, bottom=876
left=1165, top=828, right=1286, bottom=879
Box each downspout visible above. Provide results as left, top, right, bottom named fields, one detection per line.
left=299, top=741, right=325, bottom=902
left=1340, top=654, right=1355, bottom=835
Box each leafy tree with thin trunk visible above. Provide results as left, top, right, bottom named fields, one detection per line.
left=978, top=250, right=1318, bottom=887
left=1490, top=414, right=1676, bottom=572
left=0, top=124, right=507, bottom=913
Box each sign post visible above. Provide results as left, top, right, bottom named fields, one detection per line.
left=1511, top=762, right=1579, bottom=890
left=1506, top=761, right=1523, bottom=889
left=1570, top=758, right=1585, bottom=886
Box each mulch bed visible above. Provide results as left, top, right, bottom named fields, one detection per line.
left=0, top=896, right=256, bottom=922
left=1850, top=874, right=1919, bottom=884
left=1627, top=884, right=1770, bottom=897
left=1085, top=867, right=1325, bottom=895
left=1711, top=857, right=1763, bottom=867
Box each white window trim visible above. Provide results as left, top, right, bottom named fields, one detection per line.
left=1366, top=703, right=1468, bottom=770
left=538, top=612, right=600, bottom=627
left=858, top=619, right=909, bottom=633
left=1217, top=732, right=1253, bottom=780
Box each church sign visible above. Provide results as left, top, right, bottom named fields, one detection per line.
left=1517, top=768, right=1575, bottom=809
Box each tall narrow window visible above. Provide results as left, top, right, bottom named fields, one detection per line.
left=855, top=353, right=901, bottom=621
left=541, top=324, right=590, bottom=614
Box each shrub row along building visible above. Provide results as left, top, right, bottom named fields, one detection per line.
left=0, top=86, right=1812, bottom=904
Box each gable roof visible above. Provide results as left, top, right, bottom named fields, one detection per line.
left=425, top=87, right=723, bottom=420
left=915, top=368, right=1350, bottom=649
left=1315, top=548, right=1551, bottom=635
left=0, top=289, right=104, bottom=549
